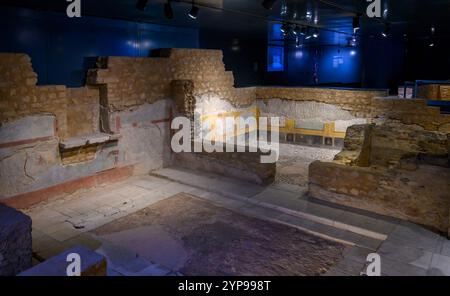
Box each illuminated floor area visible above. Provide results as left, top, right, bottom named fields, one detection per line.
left=24, top=166, right=450, bottom=276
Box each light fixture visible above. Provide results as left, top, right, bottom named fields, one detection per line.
left=136, top=0, right=149, bottom=11
left=381, top=23, right=390, bottom=37
left=304, top=27, right=312, bottom=39
left=188, top=3, right=199, bottom=19
left=352, top=16, right=360, bottom=33
left=300, top=26, right=307, bottom=36
left=429, top=26, right=435, bottom=47
left=164, top=0, right=174, bottom=19
left=280, top=23, right=288, bottom=34
left=350, top=50, right=357, bottom=56
left=293, top=26, right=300, bottom=36
left=312, top=28, right=319, bottom=38
left=262, top=0, right=278, bottom=10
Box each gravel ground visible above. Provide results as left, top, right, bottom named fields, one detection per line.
left=93, top=193, right=346, bottom=276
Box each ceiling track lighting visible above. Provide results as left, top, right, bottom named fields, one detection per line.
left=429, top=26, right=436, bottom=47
left=352, top=15, right=360, bottom=33
left=381, top=23, right=391, bottom=38
left=188, top=2, right=199, bottom=19
left=280, top=23, right=288, bottom=35
left=136, top=0, right=149, bottom=11
left=262, top=0, right=278, bottom=10
left=312, top=28, right=319, bottom=38
left=164, top=0, right=174, bottom=19
left=300, top=26, right=307, bottom=36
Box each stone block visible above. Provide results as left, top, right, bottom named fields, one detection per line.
left=0, top=203, right=32, bottom=276
left=19, top=245, right=106, bottom=276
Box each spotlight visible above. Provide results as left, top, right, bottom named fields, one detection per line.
left=304, top=27, right=312, bottom=39
left=280, top=23, right=288, bottom=34
left=136, top=0, right=149, bottom=11
left=352, top=16, right=360, bottom=33
left=262, top=0, right=278, bottom=10
left=312, top=28, right=319, bottom=38
left=293, top=26, right=300, bottom=36
left=188, top=4, right=199, bottom=19
left=429, top=39, right=435, bottom=47
left=381, top=23, right=390, bottom=37
left=300, top=26, right=307, bottom=36
left=350, top=50, right=357, bottom=56
left=164, top=0, right=173, bottom=19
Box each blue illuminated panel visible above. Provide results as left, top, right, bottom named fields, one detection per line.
left=267, top=46, right=284, bottom=72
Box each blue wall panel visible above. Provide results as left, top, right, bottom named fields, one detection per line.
left=0, top=6, right=199, bottom=86
left=286, top=46, right=361, bottom=86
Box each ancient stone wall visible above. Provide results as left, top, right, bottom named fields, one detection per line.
left=371, top=98, right=450, bottom=132
left=0, top=55, right=87, bottom=139
left=310, top=121, right=450, bottom=234
left=173, top=144, right=276, bottom=185
left=66, top=87, right=100, bottom=137
left=255, top=87, right=388, bottom=118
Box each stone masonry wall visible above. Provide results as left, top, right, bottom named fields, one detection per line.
left=0, top=53, right=99, bottom=139
left=309, top=121, right=450, bottom=234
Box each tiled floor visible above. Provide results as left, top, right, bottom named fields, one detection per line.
left=24, top=167, right=450, bottom=276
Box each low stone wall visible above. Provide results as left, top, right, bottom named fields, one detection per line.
left=256, top=87, right=388, bottom=118
left=0, top=204, right=32, bottom=275
left=173, top=143, right=276, bottom=185
left=309, top=120, right=450, bottom=235
left=309, top=161, right=450, bottom=234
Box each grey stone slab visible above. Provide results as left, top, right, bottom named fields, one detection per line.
left=355, top=235, right=383, bottom=251
left=304, top=202, right=344, bottom=221
left=428, top=253, right=450, bottom=276
left=440, top=239, right=450, bottom=257
left=379, top=256, right=428, bottom=276
left=378, top=241, right=433, bottom=269
left=239, top=205, right=284, bottom=220
left=386, top=232, right=441, bottom=253
left=270, top=183, right=308, bottom=195
left=343, top=246, right=373, bottom=264
left=19, top=245, right=106, bottom=276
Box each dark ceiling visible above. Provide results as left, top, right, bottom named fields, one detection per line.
left=3, top=0, right=450, bottom=45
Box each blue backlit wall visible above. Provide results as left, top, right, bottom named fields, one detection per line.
left=0, top=6, right=199, bottom=87
left=267, top=23, right=284, bottom=72
left=285, top=45, right=361, bottom=86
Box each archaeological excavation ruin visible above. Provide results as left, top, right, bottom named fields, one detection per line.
left=0, top=0, right=449, bottom=279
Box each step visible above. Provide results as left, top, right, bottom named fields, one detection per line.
left=150, top=167, right=396, bottom=243
left=183, top=190, right=383, bottom=250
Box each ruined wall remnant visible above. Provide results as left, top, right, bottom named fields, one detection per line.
left=174, top=144, right=276, bottom=185
left=309, top=121, right=450, bottom=235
